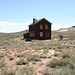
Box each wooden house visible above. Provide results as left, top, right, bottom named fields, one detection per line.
left=23, top=18, right=52, bottom=40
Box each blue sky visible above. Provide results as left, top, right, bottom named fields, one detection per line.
left=0, top=0, right=75, bottom=33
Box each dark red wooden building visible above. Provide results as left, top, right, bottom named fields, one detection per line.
left=23, top=18, right=52, bottom=40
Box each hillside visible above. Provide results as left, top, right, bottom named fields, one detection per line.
left=0, top=29, right=75, bottom=75
left=13, top=30, right=29, bottom=34
left=0, top=32, right=8, bottom=36
left=57, top=26, right=75, bottom=32
left=69, top=26, right=75, bottom=30
left=0, top=30, right=29, bottom=34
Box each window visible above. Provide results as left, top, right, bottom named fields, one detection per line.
left=30, top=33, right=33, bottom=37
left=40, top=24, right=43, bottom=29
left=30, top=33, right=35, bottom=37
left=40, top=32, right=43, bottom=37
left=46, top=32, right=50, bottom=37
left=45, top=24, right=48, bottom=29
left=33, top=33, right=35, bottom=37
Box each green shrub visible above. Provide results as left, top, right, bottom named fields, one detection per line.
left=32, top=62, right=36, bottom=64
left=43, top=68, right=52, bottom=75
left=62, top=53, right=70, bottom=59
left=53, top=67, right=75, bottom=75
left=0, top=53, right=4, bottom=58
left=58, top=59, right=69, bottom=67
left=18, top=67, right=34, bottom=75
left=47, top=59, right=69, bottom=68
left=40, top=54, right=48, bottom=58
left=47, top=59, right=58, bottom=68
left=43, top=50, right=49, bottom=54
left=0, top=60, right=5, bottom=68
left=16, top=59, right=29, bottom=65
left=27, top=55, right=41, bottom=61
left=47, top=56, right=75, bottom=69
left=68, top=56, right=75, bottom=69
left=4, top=69, right=16, bottom=75
left=0, top=68, right=17, bottom=75
left=54, top=53, right=59, bottom=57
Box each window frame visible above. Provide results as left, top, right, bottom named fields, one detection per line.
left=45, top=24, right=48, bottom=29
left=40, top=32, right=43, bottom=37
left=30, top=33, right=35, bottom=37
left=40, top=24, right=43, bottom=29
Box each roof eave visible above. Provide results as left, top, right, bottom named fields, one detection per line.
left=29, top=18, right=52, bottom=26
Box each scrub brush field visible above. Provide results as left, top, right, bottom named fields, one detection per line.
left=0, top=30, right=75, bottom=75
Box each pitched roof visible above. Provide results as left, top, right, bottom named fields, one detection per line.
left=29, top=18, right=52, bottom=26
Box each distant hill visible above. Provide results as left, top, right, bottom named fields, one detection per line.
left=57, top=26, right=75, bottom=32
left=68, top=26, right=75, bottom=30
left=0, top=32, right=7, bottom=35
left=13, top=30, right=29, bottom=34
left=0, top=30, right=29, bottom=34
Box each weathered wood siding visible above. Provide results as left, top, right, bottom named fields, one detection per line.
left=24, top=18, right=52, bottom=40
left=35, top=19, right=51, bottom=40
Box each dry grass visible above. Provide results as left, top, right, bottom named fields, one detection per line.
left=0, top=30, right=75, bottom=75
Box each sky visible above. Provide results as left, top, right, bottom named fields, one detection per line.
left=0, top=0, right=75, bottom=33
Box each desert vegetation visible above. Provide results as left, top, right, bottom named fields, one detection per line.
left=0, top=30, right=75, bottom=75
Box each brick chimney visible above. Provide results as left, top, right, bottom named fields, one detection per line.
left=33, top=18, right=37, bottom=24
left=33, top=18, right=35, bottom=24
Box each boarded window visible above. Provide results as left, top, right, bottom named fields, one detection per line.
left=40, top=32, right=43, bottom=37
left=45, top=24, right=48, bottom=29
left=30, top=33, right=35, bottom=37
left=33, top=33, right=35, bottom=37
left=30, top=33, right=33, bottom=37
left=40, top=24, right=43, bottom=29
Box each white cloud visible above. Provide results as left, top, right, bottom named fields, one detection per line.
left=52, top=23, right=74, bottom=30
left=71, top=23, right=75, bottom=26
left=52, top=24, right=62, bottom=30
left=0, top=21, right=32, bottom=33
left=0, top=21, right=74, bottom=33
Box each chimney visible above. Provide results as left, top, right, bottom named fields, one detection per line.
left=33, top=18, right=35, bottom=24
left=33, top=18, right=37, bottom=24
